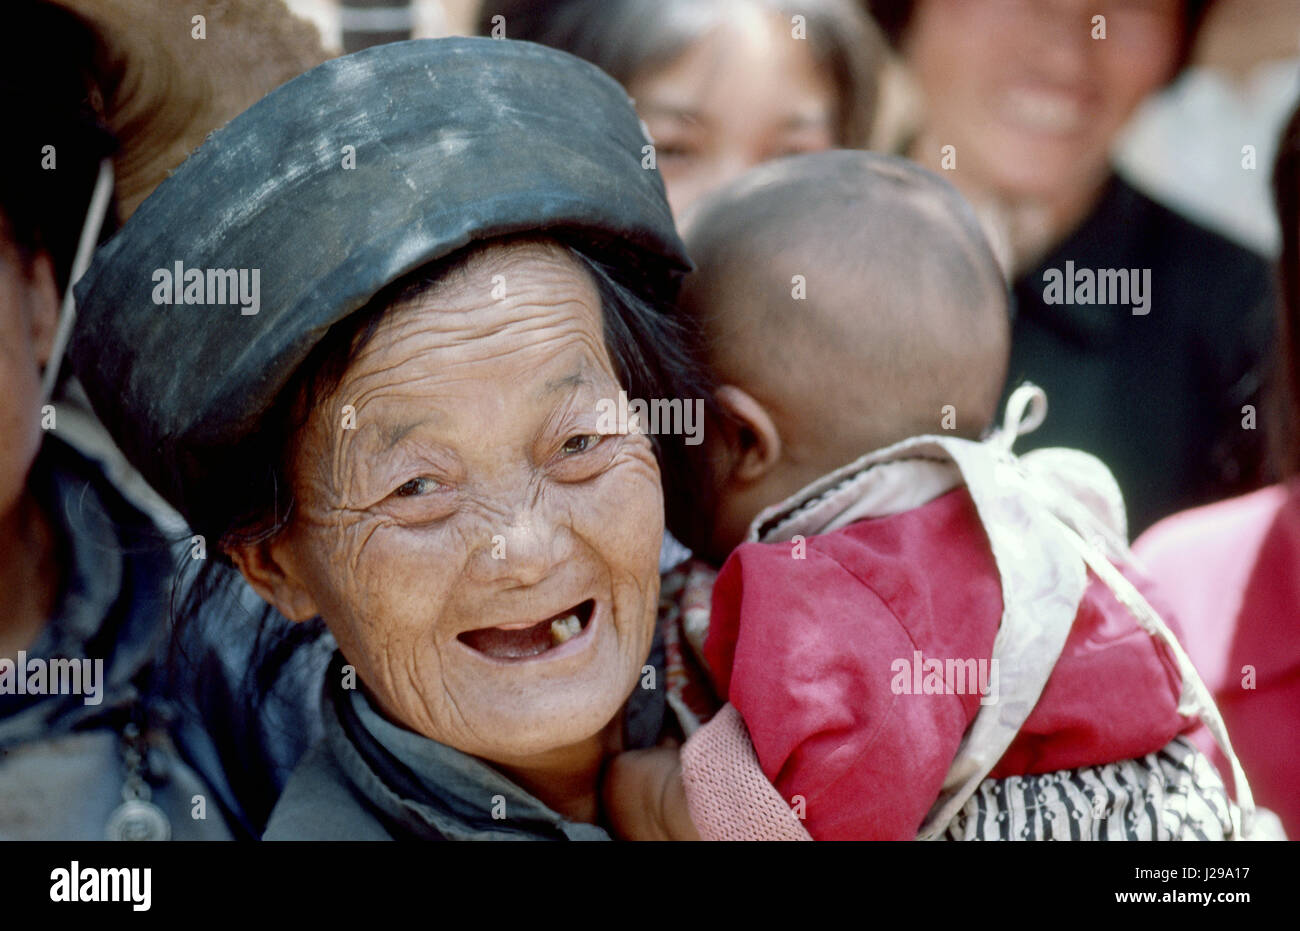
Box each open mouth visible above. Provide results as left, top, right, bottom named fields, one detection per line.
left=457, top=600, right=595, bottom=661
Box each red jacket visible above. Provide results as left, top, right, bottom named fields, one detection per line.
left=704, top=487, right=1193, bottom=840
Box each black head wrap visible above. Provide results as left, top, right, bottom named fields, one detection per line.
left=71, top=37, right=689, bottom=521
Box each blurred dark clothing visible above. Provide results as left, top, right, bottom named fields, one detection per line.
left=0, top=435, right=231, bottom=840
left=1006, top=174, right=1276, bottom=537
left=165, top=577, right=335, bottom=839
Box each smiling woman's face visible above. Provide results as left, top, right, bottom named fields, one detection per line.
left=905, top=0, right=1182, bottom=202
left=256, top=240, right=665, bottom=765
left=629, top=6, right=837, bottom=219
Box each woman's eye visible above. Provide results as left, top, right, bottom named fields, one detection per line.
left=394, top=477, right=439, bottom=497
left=561, top=434, right=601, bottom=455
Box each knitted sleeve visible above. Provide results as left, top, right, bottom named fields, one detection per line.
left=679, top=703, right=812, bottom=841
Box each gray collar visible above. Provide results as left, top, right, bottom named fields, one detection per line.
left=317, top=616, right=668, bottom=840
left=334, top=684, right=609, bottom=840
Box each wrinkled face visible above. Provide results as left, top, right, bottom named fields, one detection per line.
left=269, top=241, right=664, bottom=764
left=905, top=0, right=1182, bottom=201
left=629, top=7, right=837, bottom=218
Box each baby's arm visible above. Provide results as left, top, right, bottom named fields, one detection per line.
left=603, top=704, right=813, bottom=841
left=602, top=744, right=700, bottom=841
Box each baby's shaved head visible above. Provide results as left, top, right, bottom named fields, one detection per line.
left=680, top=150, right=1011, bottom=470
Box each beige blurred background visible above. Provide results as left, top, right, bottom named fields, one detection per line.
left=284, top=0, right=478, bottom=47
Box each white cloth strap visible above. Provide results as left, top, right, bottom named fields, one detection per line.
left=742, top=384, right=1255, bottom=839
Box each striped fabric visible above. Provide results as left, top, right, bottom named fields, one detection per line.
left=940, top=736, right=1237, bottom=841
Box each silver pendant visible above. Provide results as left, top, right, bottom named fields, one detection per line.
left=106, top=799, right=171, bottom=841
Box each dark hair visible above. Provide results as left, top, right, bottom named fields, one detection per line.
left=867, top=0, right=1215, bottom=74
left=1, top=1, right=119, bottom=291
left=477, top=0, right=887, bottom=148
left=1272, top=97, right=1300, bottom=477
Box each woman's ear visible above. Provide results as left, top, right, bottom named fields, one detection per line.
left=713, top=384, right=782, bottom=486
left=226, top=537, right=320, bottom=623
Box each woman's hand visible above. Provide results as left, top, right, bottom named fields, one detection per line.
left=601, top=742, right=701, bottom=841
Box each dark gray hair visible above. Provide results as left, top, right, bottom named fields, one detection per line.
left=868, top=0, right=1215, bottom=75
left=1272, top=98, right=1300, bottom=477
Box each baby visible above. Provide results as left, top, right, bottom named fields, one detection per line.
left=604, top=151, right=1255, bottom=841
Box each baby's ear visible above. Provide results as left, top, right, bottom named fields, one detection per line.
left=225, top=536, right=320, bottom=623
left=713, top=385, right=782, bottom=485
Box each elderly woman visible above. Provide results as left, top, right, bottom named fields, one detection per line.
left=70, top=38, right=715, bottom=839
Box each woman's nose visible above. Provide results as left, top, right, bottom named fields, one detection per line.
left=1024, top=0, right=1094, bottom=83
left=468, top=504, right=565, bottom=588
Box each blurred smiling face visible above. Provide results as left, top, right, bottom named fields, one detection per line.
left=629, top=5, right=837, bottom=218
left=252, top=240, right=664, bottom=765
left=905, top=0, right=1183, bottom=201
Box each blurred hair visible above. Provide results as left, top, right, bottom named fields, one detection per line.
left=0, top=0, right=326, bottom=322
left=1272, top=97, right=1300, bottom=477
left=867, top=0, right=1215, bottom=73
left=0, top=1, right=120, bottom=293
left=60, top=0, right=329, bottom=218
left=476, top=0, right=887, bottom=148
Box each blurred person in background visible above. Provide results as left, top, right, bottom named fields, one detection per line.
left=478, top=0, right=889, bottom=218
left=1115, top=0, right=1300, bottom=256
left=69, top=0, right=334, bottom=840
left=872, top=0, right=1276, bottom=535
left=1134, top=99, right=1300, bottom=839
left=1, top=0, right=327, bottom=840
left=0, top=0, right=229, bottom=840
